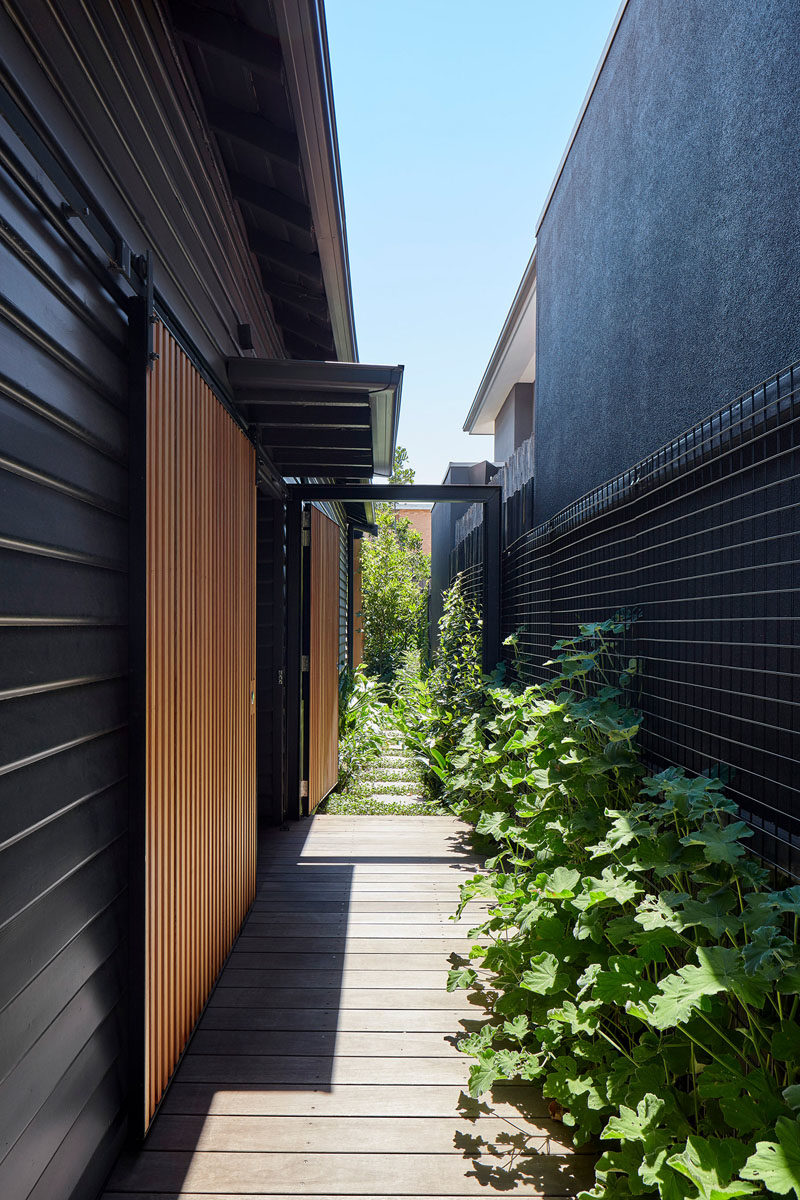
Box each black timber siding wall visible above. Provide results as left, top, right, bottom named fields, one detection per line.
left=534, top=0, right=800, bottom=523
left=256, top=496, right=287, bottom=825
left=0, top=1, right=283, bottom=378
left=0, top=1, right=291, bottom=1193
left=0, top=125, right=130, bottom=1198
left=339, top=522, right=348, bottom=672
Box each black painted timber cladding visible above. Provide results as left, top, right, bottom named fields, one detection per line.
left=338, top=521, right=348, bottom=672
left=256, top=495, right=287, bottom=824
left=0, top=124, right=129, bottom=1198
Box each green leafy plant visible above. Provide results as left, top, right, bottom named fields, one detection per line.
left=360, top=455, right=430, bottom=680
left=393, top=576, right=483, bottom=794
left=336, top=665, right=388, bottom=785
left=408, top=610, right=800, bottom=1199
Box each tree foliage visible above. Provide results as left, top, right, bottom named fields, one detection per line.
left=389, top=444, right=415, bottom=485
left=360, top=446, right=429, bottom=680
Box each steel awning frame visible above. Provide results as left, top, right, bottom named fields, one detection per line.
left=227, top=358, right=402, bottom=479
left=288, top=483, right=502, bottom=674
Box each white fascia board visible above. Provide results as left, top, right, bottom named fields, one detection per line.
left=273, top=0, right=357, bottom=362
left=464, top=250, right=536, bottom=435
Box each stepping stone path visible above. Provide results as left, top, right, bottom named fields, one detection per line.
left=358, top=729, right=425, bottom=806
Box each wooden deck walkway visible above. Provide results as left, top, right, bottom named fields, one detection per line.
left=104, top=815, right=593, bottom=1198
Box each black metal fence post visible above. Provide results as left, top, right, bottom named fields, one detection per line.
left=482, top=489, right=502, bottom=673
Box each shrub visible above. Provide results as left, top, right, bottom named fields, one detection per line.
left=416, top=614, right=800, bottom=1199
left=337, top=666, right=387, bottom=786
left=361, top=505, right=430, bottom=681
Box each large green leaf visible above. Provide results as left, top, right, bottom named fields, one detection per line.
left=634, top=893, right=689, bottom=933
left=539, top=865, right=581, bottom=898
left=520, top=951, right=562, bottom=995
left=679, top=822, right=752, bottom=865
left=447, top=966, right=477, bottom=991
left=629, top=948, right=751, bottom=1030
left=475, top=810, right=517, bottom=840
left=768, top=886, right=800, bottom=916
left=696, top=1057, right=747, bottom=1101
left=547, top=999, right=602, bottom=1035
left=574, top=867, right=642, bottom=911
left=771, top=1020, right=800, bottom=1062
left=677, top=893, right=742, bottom=939
left=742, top=925, right=794, bottom=976
left=602, top=1093, right=666, bottom=1142
left=740, top=1117, right=800, bottom=1197
left=593, top=955, right=654, bottom=1006
left=468, top=1055, right=501, bottom=1098
left=502, top=1013, right=529, bottom=1040
left=667, top=1135, right=757, bottom=1199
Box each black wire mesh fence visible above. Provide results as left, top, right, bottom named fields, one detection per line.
left=498, top=361, right=800, bottom=874
left=450, top=518, right=484, bottom=615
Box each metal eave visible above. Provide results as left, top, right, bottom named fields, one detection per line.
left=227, top=358, right=402, bottom=480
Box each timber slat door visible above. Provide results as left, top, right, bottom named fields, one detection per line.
left=145, top=321, right=257, bottom=1128
left=309, top=508, right=340, bottom=810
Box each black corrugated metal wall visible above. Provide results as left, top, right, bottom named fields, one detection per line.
left=0, top=122, right=130, bottom=1197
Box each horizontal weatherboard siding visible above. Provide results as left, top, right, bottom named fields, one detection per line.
left=0, top=110, right=130, bottom=1200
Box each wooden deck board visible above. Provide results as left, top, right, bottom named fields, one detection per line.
left=103, top=815, right=586, bottom=1198
left=106, top=1150, right=594, bottom=1195
left=198, top=1010, right=485, bottom=1033
left=142, top=1114, right=573, bottom=1154
left=188, top=1030, right=469, bottom=1057
left=157, top=1082, right=555, bottom=1119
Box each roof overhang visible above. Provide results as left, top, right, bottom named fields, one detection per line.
left=272, top=0, right=357, bottom=361
left=464, top=249, right=536, bottom=435
left=228, top=358, right=402, bottom=479
left=167, top=0, right=356, bottom=362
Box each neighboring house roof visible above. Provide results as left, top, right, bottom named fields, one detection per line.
left=463, top=249, right=536, bottom=435
left=168, top=0, right=357, bottom=362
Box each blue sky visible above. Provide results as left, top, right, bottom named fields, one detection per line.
left=325, top=0, right=622, bottom=483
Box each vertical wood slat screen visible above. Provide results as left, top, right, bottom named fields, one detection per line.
left=353, top=536, right=365, bottom=667
left=145, top=321, right=257, bottom=1128
left=309, top=507, right=340, bottom=810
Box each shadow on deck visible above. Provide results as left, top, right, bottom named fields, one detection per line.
left=103, top=815, right=594, bottom=1198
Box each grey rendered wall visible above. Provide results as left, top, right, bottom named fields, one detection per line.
left=534, top=0, right=800, bottom=522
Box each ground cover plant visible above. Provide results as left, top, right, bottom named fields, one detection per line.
left=402, top=589, right=800, bottom=1200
